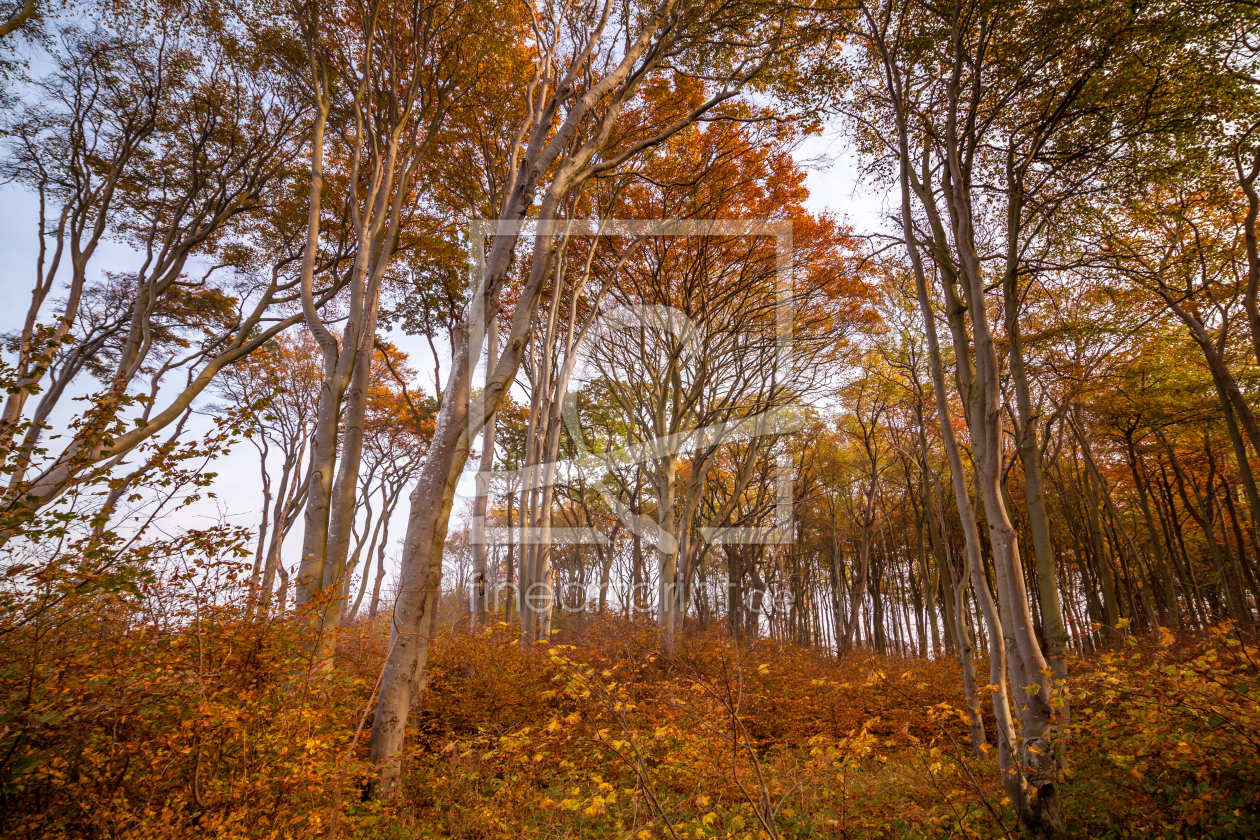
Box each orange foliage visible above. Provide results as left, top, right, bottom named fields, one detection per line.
left=3, top=604, right=1257, bottom=839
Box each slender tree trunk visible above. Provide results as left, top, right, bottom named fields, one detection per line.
left=1003, top=266, right=1068, bottom=681
left=1082, top=461, right=1120, bottom=632
left=839, top=474, right=879, bottom=654
left=657, top=454, right=679, bottom=651
left=370, top=179, right=571, bottom=793
left=293, top=84, right=336, bottom=605
left=1125, top=437, right=1179, bottom=625
left=935, top=56, right=1061, bottom=826
left=368, top=509, right=391, bottom=621
left=312, top=270, right=385, bottom=664
left=471, top=314, right=498, bottom=627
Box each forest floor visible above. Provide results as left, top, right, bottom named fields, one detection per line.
left=382, top=618, right=1260, bottom=840
left=3, top=608, right=1257, bottom=839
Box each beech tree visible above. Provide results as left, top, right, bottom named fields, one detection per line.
left=213, top=329, right=323, bottom=611
left=0, top=16, right=313, bottom=536
left=8, top=1, right=1260, bottom=836
left=272, top=0, right=510, bottom=668
left=368, top=0, right=829, bottom=793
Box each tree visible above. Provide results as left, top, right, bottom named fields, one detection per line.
left=281, top=0, right=509, bottom=668
left=213, top=329, right=323, bottom=612
left=0, top=17, right=313, bottom=535
left=369, top=0, right=828, bottom=793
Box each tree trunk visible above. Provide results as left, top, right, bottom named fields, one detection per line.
left=1003, top=272, right=1068, bottom=680
left=470, top=314, right=498, bottom=627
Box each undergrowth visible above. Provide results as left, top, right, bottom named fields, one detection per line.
left=2, top=601, right=1256, bottom=839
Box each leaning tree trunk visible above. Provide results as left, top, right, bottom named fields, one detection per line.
left=370, top=182, right=568, bottom=794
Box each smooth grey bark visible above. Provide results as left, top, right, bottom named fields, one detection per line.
left=938, top=33, right=1061, bottom=833
left=295, top=0, right=465, bottom=637
left=916, top=407, right=984, bottom=749
left=470, top=314, right=497, bottom=626
left=371, top=96, right=622, bottom=795
left=1003, top=269, right=1069, bottom=680
left=887, top=90, right=1018, bottom=812
left=293, top=84, right=334, bottom=605
left=864, top=10, right=1001, bottom=761
left=366, top=0, right=799, bottom=793
left=861, top=7, right=1056, bottom=823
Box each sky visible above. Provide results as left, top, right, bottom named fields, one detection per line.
left=0, top=114, right=887, bottom=595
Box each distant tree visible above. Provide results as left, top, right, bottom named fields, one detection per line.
left=215, top=329, right=323, bottom=612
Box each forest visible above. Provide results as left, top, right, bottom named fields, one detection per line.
left=1, top=0, right=1258, bottom=837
